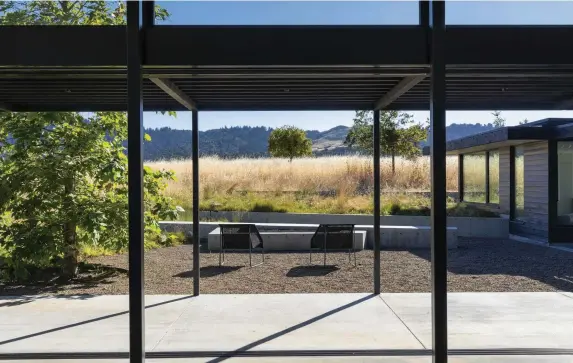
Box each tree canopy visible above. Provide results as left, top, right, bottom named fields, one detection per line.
left=268, top=126, right=313, bottom=161
left=345, top=110, right=427, bottom=174
left=492, top=111, right=506, bottom=128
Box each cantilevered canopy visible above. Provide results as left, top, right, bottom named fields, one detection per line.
left=446, top=118, right=573, bottom=155
left=2, top=25, right=573, bottom=112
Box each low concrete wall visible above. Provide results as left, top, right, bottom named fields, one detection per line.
left=161, top=221, right=459, bottom=250
left=195, top=211, right=508, bottom=239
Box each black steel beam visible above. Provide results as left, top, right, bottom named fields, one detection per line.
left=373, top=75, right=426, bottom=110
left=373, top=110, right=381, bottom=295
left=3, top=25, right=573, bottom=68
left=458, top=155, right=464, bottom=202
left=446, top=27, right=573, bottom=65
left=146, top=26, right=427, bottom=66
left=127, top=2, right=145, bottom=362
left=429, top=1, right=448, bottom=362
left=1, top=26, right=125, bottom=66
left=192, top=109, right=200, bottom=296
left=556, top=96, right=573, bottom=110
left=150, top=78, right=197, bottom=111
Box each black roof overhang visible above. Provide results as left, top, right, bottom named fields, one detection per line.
left=446, top=118, right=573, bottom=155
left=2, top=25, right=573, bottom=112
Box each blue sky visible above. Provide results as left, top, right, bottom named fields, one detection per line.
left=145, top=1, right=573, bottom=131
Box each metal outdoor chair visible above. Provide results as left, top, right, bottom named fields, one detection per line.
left=310, top=224, right=356, bottom=266
left=219, top=224, right=264, bottom=267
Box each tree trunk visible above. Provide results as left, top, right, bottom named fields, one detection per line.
left=62, top=178, right=78, bottom=278
left=391, top=152, right=396, bottom=175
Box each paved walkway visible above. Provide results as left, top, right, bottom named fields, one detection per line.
left=1, top=293, right=573, bottom=362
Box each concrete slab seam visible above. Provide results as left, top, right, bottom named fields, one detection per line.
left=150, top=299, right=194, bottom=352
left=377, top=295, right=427, bottom=349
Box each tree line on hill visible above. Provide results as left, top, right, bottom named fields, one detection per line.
left=143, top=122, right=496, bottom=161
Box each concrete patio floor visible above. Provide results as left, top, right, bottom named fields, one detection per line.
left=1, top=293, right=573, bottom=362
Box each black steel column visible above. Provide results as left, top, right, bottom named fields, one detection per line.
left=458, top=155, right=464, bottom=202
left=509, top=146, right=516, bottom=220
left=192, top=109, right=200, bottom=296
left=429, top=1, right=447, bottom=362
left=127, top=1, right=145, bottom=362
left=485, top=151, right=490, bottom=204
left=142, top=0, right=155, bottom=28
left=373, top=109, right=381, bottom=295
left=548, top=140, right=558, bottom=243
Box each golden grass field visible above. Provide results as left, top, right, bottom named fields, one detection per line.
left=147, top=155, right=496, bottom=216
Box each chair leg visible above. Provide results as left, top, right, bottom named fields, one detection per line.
left=249, top=246, right=252, bottom=267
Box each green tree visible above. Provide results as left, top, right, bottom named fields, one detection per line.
left=0, top=1, right=170, bottom=25
left=492, top=110, right=506, bottom=128
left=519, top=118, right=529, bottom=125
left=0, top=113, right=181, bottom=279
left=0, top=1, right=177, bottom=280
left=345, top=111, right=427, bottom=175
left=268, top=126, right=313, bottom=161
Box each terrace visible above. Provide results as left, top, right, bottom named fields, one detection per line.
left=2, top=1, right=573, bottom=362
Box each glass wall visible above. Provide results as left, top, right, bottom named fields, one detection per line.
left=488, top=151, right=500, bottom=204
left=463, top=152, right=486, bottom=203
left=557, top=141, right=573, bottom=225
left=514, top=146, right=525, bottom=220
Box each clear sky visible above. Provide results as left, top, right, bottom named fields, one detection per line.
left=144, top=1, right=573, bottom=131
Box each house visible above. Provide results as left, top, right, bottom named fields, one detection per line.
left=447, top=118, right=573, bottom=243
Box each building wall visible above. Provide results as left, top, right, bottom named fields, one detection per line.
left=515, top=141, right=549, bottom=238
left=478, top=142, right=549, bottom=238
left=498, top=146, right=511, bottom=214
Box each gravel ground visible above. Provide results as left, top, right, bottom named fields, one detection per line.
left=2, top=238, right=573, bottom=296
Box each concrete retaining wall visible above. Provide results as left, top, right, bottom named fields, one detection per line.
left=195, top=211, right=508, bottom=239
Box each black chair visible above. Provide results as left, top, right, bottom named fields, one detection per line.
left=310, top=224, right=356, bottom=266
left=219, top=224, right=264, bottom=267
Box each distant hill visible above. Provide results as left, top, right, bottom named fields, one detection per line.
left=143, top=123, right=495, bottom=161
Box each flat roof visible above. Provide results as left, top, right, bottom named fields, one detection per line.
left=446, top=118, right=573, bottom=155
left=2, top=25, right=573, bottom=112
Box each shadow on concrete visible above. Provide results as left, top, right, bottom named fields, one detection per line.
left=0, top=263, right=128, bottom=297
left=0, top=295, right=194, bottom=347
left=205, top=293, right=377, bottom=363
left=286, top=265, right=339, bottom=277
left=0, top=294, right=94, bottom=308
left=174, top=265, right=243, bottom=279
left=410, top=238, right=573, bottom=291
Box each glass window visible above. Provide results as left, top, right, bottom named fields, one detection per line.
left=514, top=146, right=525, bottom=220
left=489, top=151, right=500, bottom=204
left=557, top=141, right=573, bottom=225
left=463, top=152, right=486, bottom=203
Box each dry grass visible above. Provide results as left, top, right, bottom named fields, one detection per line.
left=147, top=156, right=495, bottom=215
